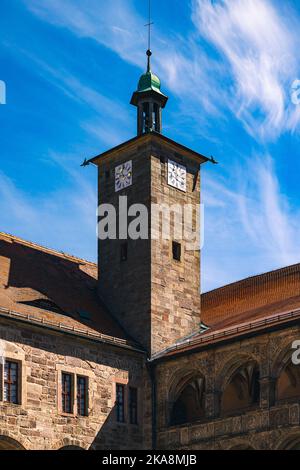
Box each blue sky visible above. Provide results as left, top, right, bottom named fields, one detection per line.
left=0, top=0, right=300, bottom=292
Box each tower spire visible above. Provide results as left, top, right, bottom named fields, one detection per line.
left=130, top=0, right=168, bottom=136
left=145, top=0, right=153, bottom=72
left=146, top=49, right=152, bottom=73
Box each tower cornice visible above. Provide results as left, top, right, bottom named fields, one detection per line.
left=84, top=132, right=212, bottom=167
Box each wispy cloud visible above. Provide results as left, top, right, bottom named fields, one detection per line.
left=22, top=0, right=223, bottom=128
left=24, top=0, right=146, bottom=66
left=5, top=0, right=299, bottom=293
left=11, top=47, right=132, bottom=148
left=24, top=0, right=300, bottom=140
left=203, top=153, right=300, bottom=291
left=192, top=0, right=300, bottom=140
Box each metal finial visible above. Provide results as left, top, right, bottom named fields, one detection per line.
left=144, top=0, right=154, bottom=71
left=146, top=49, right=152, bottom=72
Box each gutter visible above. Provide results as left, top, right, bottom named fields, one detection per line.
left=151, top=307, right=300, bottom=362
left=148, top=361, right=157, bottom=450
left=0, top=306, right=145, bottom=354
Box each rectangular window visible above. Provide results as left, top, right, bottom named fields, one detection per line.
left=116, top=384, right=125, bottom=423
left=62, top=373, right=73, bottom=414
left=77, top=376, right=88, bottom=416
left=172, top=241, right=181, bottom=261
left=4, top=361, right=19, bottom=404
left=129, top=387, right=138, bottom=425
left=120, top=242, right=128, bottom=262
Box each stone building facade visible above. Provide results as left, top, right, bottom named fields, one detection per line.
left=0, top=49, right=300, bottom=451
left=155, top=319, right=300, bottom=450
left=0, top=232, right=152, bottom=450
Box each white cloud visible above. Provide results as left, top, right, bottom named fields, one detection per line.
left=11, top=46, right=132, bottom=148
left=24, top=0, right=146, bottom=66
left=24, top=0, right=300, bottom=140
left=23, top=0, right=222, bottom=126
left=202, top=154, right=300, bottom=291
left=192, top=0, right=300, bottom=140
left=12, top=0, right=300, bottom=292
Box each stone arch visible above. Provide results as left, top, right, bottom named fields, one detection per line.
left=218, top=354, right=260, bottom=416
left=55, top=438, right=88, bottom=451
left=271, top=337, right=298, bottom=379
left=219, top=438, right=256, bottom=450
left=276, top=362, right=300, bottom=402
left=59, top=445, right=85, bottom=451
left=229, top=443, right=256, bottom=450
left=0, top=435, right=26, bottom=450
left=216, top=351, right=261, bottom=391
left=271, top=339, right=300, bottom=403
left=168, top=369, right=206, bottom=426
left=277, top=433, right=300, bottom=450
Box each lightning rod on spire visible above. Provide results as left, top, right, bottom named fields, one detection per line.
left=145, top=0, right=154, bottom=71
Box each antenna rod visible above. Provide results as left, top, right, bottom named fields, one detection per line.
left=145, top=0, right=154, bottom=72
left=148, top=0, right=151, bottom=51
left=145, top=0, right=154, bottom=52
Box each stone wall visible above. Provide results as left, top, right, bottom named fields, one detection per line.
left=0, top=319, right=150, bottom=450
left=155, top=324, right=300, bottom=450
left=97, top=134, right=202, bottom=356
left=150, top=138, right=201, bottom=355
left=97, top=140, right=152, bottom=353
left=1, top=318, right=300, bottom=450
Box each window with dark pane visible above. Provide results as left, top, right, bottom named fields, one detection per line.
left=62, top=373, right=73, bottom=414
left=129, top=387, right=138, bottom=425
left=172, top=241, right=181, bottom=261
left=120, top=242, right=128, bottom=262
left=116, top=384, right=125, bottom=422
left=142, top=102, right=150, bottom=133
left=77, top=376, right=88, bottom=416
left=4, top=361, right=19, bottom=404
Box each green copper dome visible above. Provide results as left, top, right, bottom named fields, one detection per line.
left=130, top=50, right=168, bottom=108
left=137, top=70, right=161, bottom=93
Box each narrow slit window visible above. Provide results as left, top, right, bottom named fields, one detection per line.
left=77, top=376, right=88, bottom=416
left=143, top=102, right=150, bottom=133
left=153, top=103, right=159, bottom=131
left=4, top=361, right=19, bottom=404
left=116, top=384, right=125, bottom=423
left=172, top=241, right=181, bottom=261
left=62, top=373, right=73, bottom=414
left=120, top=242, right=128, bottom=262
left=129, top=387, right=138, bottom=425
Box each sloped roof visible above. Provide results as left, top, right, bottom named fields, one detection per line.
left=155, top=264, right=300, bottom=359
left=1, top=231, right=300, bottom=359
left=0, top=232, right=140, bottom=350
left=202, top=264, right=300, bottom=330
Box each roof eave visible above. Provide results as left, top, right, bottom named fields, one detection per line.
left=84, top=132, right=215, bottom=167
left=130, top=89, right=168, bottom=107
left=0, top=306, right=145, bottom=354
left=150, top=307, right=300, bottom=362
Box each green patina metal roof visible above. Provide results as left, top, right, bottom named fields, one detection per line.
left=130, top=50, right=168, bottom=107
left=137, top=70, right=161, bottom=93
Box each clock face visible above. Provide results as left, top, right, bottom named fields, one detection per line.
left=115, top=160, right=132, bottom=192
left=167, top=159, right=186, bottom=192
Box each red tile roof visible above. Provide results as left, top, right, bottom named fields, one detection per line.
left=0, top=232, right=140, bottom=350
left=158, top=307, right=300, bottom=359
left=1, top=231, right=300, bottom=358
left=154, top=264, right=300, bottom=359
left=202, top=264, right=300, bottom=330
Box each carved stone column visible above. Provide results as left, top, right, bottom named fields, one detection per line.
left=260, top=376, right=276, bottom=408
left=205, top=390, right=222, bottom=418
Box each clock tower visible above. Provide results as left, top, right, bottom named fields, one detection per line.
left=85, top=51, right=210, bottom=356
